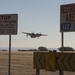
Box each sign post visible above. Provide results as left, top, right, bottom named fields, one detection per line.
left=0, top=14, right=18, bottom=75
left=59, top=32, right=64, bottom=75
left=9, top=35, right=11, bottom=75
left=60, top=3, right=75, bottom=75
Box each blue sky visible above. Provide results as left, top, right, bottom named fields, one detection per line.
left=0, top=0, right=75, bottom=49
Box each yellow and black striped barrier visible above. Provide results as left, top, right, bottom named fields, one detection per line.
left=45, top=52, right=56, bottom=71
left=33, top=52, right=46, bottom=69
left=33, top=51, right=55, bottom=71
left=33, top=51, right=75, bottom=72
left=56, top=53, right=75, bottom=71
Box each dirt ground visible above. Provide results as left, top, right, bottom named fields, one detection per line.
left=0, top=51, right=75, bottom=75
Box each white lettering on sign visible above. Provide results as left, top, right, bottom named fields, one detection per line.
left=0, top=15, right=11, bottom=20
left=0, top=14, right=18, bottom=35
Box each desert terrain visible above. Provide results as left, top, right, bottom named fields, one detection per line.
left=0, top=51, right=75, bottom=75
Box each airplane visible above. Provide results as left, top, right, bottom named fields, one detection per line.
left=22, top=32, right=47, bottom=38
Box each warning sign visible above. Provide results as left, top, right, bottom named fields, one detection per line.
left=60, top=3, right=75, bottom=32
left=0, top=14, right=18, bottom=35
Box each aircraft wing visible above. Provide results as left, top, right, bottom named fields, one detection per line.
left=22, top=32, right=31, bottom=35
left=41, top=34, right=47, bottom=36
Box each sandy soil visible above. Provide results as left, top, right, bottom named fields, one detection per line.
left=0, top=51, right=75, bottom=75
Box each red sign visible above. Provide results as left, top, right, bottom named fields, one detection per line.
left=0, top=14, right=18, bottom=35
